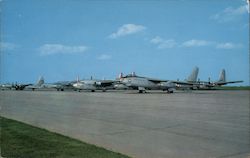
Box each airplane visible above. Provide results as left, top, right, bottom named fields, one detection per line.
left=25, top=76, right=76, bottom=91
left=49, top=81, right=75, bottom=91
left=1, top=82, right=32, bottom=90
left=119, top=72, right=200, bottom=93
left=1, top=83, right=14, bottom=90
left=198, top=69, right=243, bottom=89
left=175, top=66, right=199, bottom=90
left=113, top=73, right=129, bottom=90
left=72, top=76, right=116, bottom=92
left=13, top=83, right=32, bottom=90
left=25, top=76, right=45, bottom=91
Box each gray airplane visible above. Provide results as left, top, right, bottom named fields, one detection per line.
left=49, top=81, right=75, bottom=91
left=198, top=69, right=243, bottom=89
left=0, top=83, right=14, bottom=90
left=176, top=66, right=199, bottom=90
left=119, top=72, right=199, bottom=93
left=1, top=82, right=32, bottom=90
left=73, top=76, right=115, bottom=92
left=25, top=76, right=45, bottom=91
left=25, top=76, right=74, bottom=91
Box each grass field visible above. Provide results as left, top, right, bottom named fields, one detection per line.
left=0, top=117, right=130, bottom=158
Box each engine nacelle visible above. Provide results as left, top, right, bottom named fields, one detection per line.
left=159, top=81, right=175, bottom=88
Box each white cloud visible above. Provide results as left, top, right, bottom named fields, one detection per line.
left=211, top=5, right=248, bottom=22
left=150, top=36, right=164, bottom=44
left=97, top=54, right=112, bottom=60
left=182, top=39, right=212, bottom=47
left=150, top=36, right=177, bottom=49
left=216, top=42, right=243, bottom=49
left=150, top=37, right=243, bottom=50
left=39, top=44, right=88, bottom=56
left=109, top=24, right=146, bottom=39
left=0, top=42, right=19, bottom=50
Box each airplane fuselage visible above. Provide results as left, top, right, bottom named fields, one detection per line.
left=121, top=77, right=176, bottom=92
left=73, top=80, right=97, bottom=91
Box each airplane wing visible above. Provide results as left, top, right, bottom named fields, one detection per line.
left=215, top=80, right=243, bottom=86
left=148, top=78, right=199, bottom=86
left=25, top=85, right=41, bottom=89
left=147, top=78, right=168, bottom=83
left=14, top=84, right=32, bottom=90
left=172, top=80, right=200, bottom=85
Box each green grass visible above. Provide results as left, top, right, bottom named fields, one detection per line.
left=0, top=117, right=131, bottom=158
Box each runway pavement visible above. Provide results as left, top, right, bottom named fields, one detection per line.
left=1, top=90, right=250, bottom=158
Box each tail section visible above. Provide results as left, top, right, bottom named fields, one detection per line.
left=117, top=72, right=124, bottom=80
left=218, top=69, right=226, bottom=82
left=187, top=66, right=199, bottom=82
left=36, top=76, right=44, bottom=86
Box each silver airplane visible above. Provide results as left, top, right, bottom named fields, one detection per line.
left=25, top=76, right=45, bottom=91
left=25, top=76, right=74, bottom=91
left=49, top=81, right=75, bottom=91
left=176, top=66, right=199, bottom=90
left=113, top=73, right=129, bottom=90
left=73, top=76, right=115, bottom=92
left=119, top=72, right=199, bottom=93
left=1, top=82, right=32, bottom=90
left=198, top=69, right=243, bottom=89
left=0, top=83, right=14, bottom=90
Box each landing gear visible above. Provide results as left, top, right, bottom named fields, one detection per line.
left=91, top=90, right=95, bottom=92
left=138, top=87, right=146, bottom=93
left=139, top=90, right=143, bottom=93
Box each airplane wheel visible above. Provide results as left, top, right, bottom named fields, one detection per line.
left=91, top=90, right=95, bottom=92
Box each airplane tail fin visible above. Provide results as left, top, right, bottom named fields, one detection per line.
left=218, top=69, right=226, bottom=82
left=36, top=76, right=44, bottom=86
left=119, top=72, right=123, bottom=79
left=187, top=66, right=199, bottom=82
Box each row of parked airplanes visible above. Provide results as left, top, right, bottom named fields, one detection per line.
left=0, top=67, right=243, bottom=93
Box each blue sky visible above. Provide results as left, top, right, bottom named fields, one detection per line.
left=0, top=0, right=249, bottom=85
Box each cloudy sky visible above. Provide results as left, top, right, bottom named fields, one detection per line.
left=0, top=0, right=249, bottom=85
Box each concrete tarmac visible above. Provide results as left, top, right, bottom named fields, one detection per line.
left=1, top=90, right=250, bottom=158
